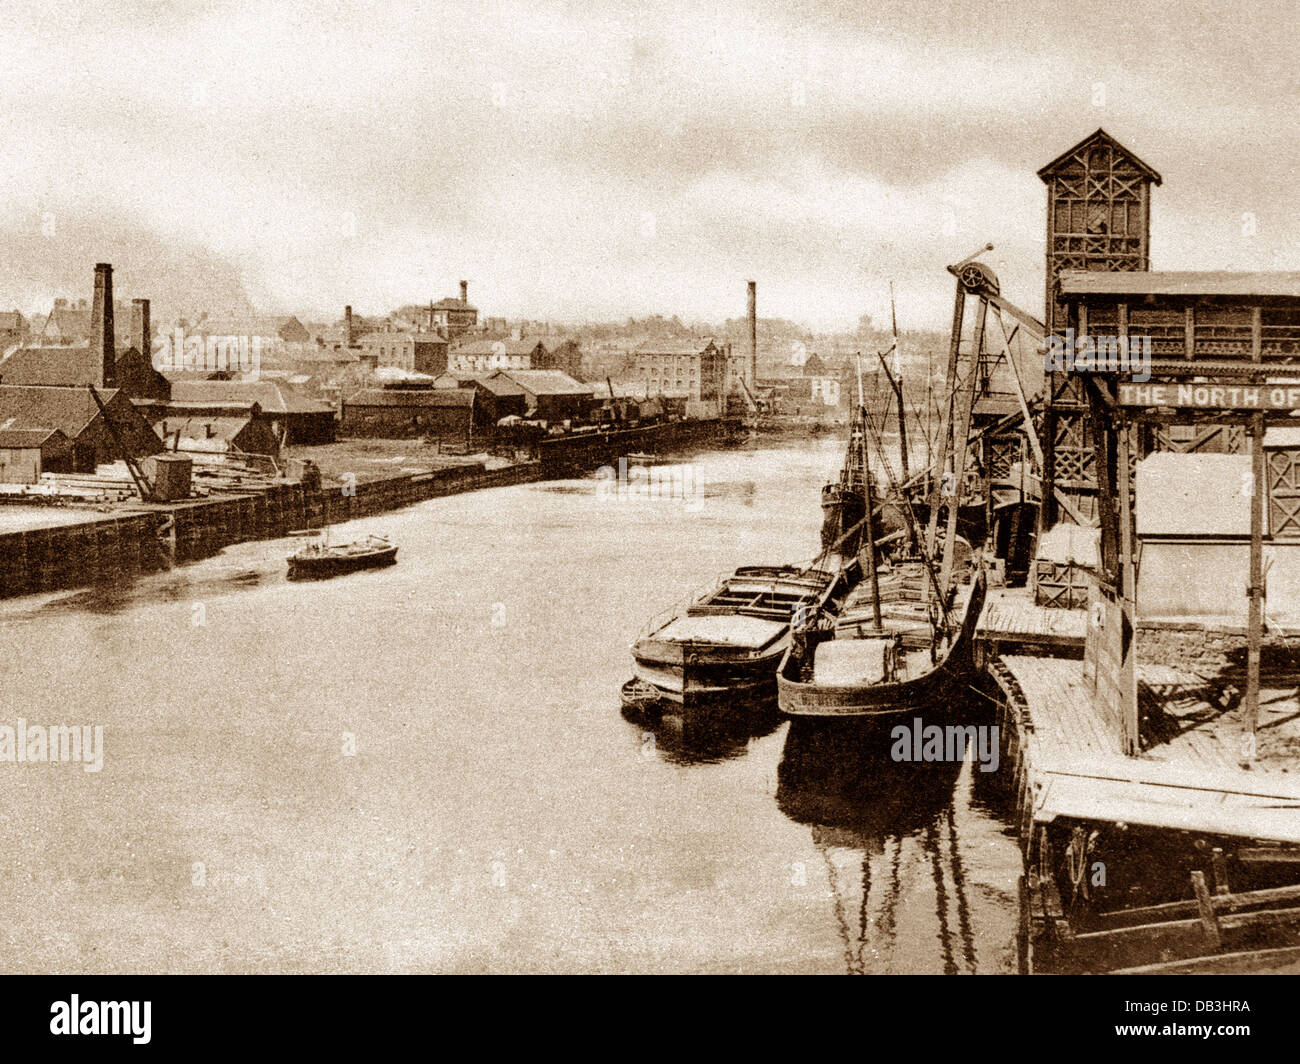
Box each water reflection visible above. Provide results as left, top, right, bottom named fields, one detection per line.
left=777, top=718, right=983, bottom=974
left=31, top=564, right=269, bottom=618
left=621, top=698, right=782, bottom=765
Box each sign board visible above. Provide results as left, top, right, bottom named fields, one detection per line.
left=1119, top=382, right=1300, bottom=410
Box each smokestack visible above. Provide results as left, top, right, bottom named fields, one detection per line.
left=747, top=280, right=757, bottom=386
left=460, top=280, right=468, bottom=304
left=130, top=298, right=151, bottom=364
left=91, top=263, right=115, bottom=388
left=344, top=305, right=353, bottom=347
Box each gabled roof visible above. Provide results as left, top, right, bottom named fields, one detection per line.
left=0, top=427, right=68, bottom=448
left=453, top=338, right=546, bottom=356
left=0, top=385, right=127, bottom=438
left=168, top=380, right=334, bottom=415
left=38, top=307, right=92, bottom=344
left=634, top=339, right=719, bottom=357
left=0, top=346, right=96, bottom=386
left=490, top=369, right=593, bottom=396
left=1059, top=270, right=1300, bottom=298
left=1037, top=127, right=1162, bottom=185
left=431, top=298, right=477, bottom=312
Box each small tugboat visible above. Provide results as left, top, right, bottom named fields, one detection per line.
left=286, top=532, right=397, bottom=580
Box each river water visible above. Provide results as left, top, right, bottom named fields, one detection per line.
left=0, top=438, right=1022, bottom=974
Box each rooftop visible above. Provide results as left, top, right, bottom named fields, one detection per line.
left=0, top=427, right=68, bottom=448
left=490, top=369, right=593, bottom=395
left=0, top=384, right=127, bottom=438
left=344, top=388, right=475, bottom=408
left=454, top=338, right=545, bottom=356
left=1059, top=270, right=1300, bottom=298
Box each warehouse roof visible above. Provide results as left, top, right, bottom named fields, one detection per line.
left=0, top=427, right=68, bottom=448
left=168, top=380, right=334, bottom=415
left=490, top=369, right=592, bottom=395
left=344, top=388, right=475, bottom=408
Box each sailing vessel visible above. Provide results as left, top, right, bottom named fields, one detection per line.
left=625, top=564, right=845, bottom=711
left=776, top=336, right=987, bottom=723
left=776, top=547, right=985, bottom=718
left=287, top=532, right=398, bottom=579
left=622, top=374, right=879, bottom=715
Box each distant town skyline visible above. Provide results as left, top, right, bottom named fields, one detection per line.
left=0, top=0, right=1294, bottom=332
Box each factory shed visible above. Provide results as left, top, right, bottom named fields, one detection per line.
left=340, top=387, right=478, bottom=440
left=0, top=428, right=73, bottom=482
left=0, top=385, right=162, bottom=471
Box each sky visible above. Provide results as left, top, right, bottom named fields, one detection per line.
left=0, top=0, right=1295, bottom=331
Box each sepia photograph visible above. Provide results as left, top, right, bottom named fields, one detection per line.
left=0, top=0, right=1295, bottom=1041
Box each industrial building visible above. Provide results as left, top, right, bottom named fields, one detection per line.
left=340, top=387, right=479, bottom=440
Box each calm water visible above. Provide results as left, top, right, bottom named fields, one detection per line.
left=0, top=439, right=1022, bottom=973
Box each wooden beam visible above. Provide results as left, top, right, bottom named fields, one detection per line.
left=1185, top=305, right=1196, bottom=361
left=1191, top=870, right=1223, bottom=951
left=1252, top=305, right=1263, bottom=362
left=1245, top=410, right=1265, bottom=759
left=990, top=310, right=1045, bottom=472
left=1053, top=487, right=1091, bottom=528
left=924, top=276, right=967, bottom=565
left=1116, top=415, right=1139, bottom=755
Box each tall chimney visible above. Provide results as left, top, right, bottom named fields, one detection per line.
left=344, top=305, right=353, bottom=347
left=460, top=280, right=468, bottom=304
left=91, top=263, right=115, bottom=388
left=747, top=280, right=757, bottom=386
left=130, top=298, right=151, bottom=364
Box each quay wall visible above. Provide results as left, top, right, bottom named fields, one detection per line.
left=0, top=417, right=740, bottom=599
left=0, top=461, right=544, bottom=600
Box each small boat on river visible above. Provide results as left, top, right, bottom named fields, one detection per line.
left=776, top=546, right=985, bottom=720
left=626, top=564, right=847, bottom=711
left=776, top=342, right=987, bottom=727
left=287, top=533, right=397, bottom=580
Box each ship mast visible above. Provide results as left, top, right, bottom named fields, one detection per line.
left=856, top=355, right=883, bottom=631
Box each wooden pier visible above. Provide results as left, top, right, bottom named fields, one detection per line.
left=974, top=586, right=1086, bottom=659
left=984, top=648, right=1300, bottom=971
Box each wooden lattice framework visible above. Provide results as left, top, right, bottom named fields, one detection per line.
left=1039, top=130, right=1162, bottom=529
left=1061, top=271, right=1300, bottom=758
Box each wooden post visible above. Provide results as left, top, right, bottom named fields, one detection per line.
left=1190, top=870, right=1222, bottom=951
left=1245, top=411, right=1265, bottom=756
left=1184, top=305, right=1196, bottom=361
left=1116, top=414, right=1139, bottom=755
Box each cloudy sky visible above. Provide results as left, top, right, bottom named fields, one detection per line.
left=0, top=0, right=1295, bottom=330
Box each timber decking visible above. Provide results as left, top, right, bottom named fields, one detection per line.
left=975, top=586, right=1086, bottom=654
left=996, top=653, right=1300, bottom=845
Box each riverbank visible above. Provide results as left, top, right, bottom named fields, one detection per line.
left=0, top=416, right=741, bottom=600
